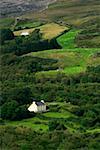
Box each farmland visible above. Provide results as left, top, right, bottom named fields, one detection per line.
left=0, top=0, right=100, bottom=149
left=26, top=28, right=100, bottom=75
left=14, top=22, right=68, bottom=39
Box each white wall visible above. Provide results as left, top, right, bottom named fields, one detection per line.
left=28, top=102, right=46, bottom=113
left=28, top=102, right=38, bottom=113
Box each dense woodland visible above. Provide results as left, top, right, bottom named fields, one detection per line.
left=0, top=28, right=60, bottom=55
left=0, top=26, right=100, bottom=149
left=1, top=126, right=100, bottom=150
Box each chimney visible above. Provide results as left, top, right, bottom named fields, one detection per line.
left=41, top=100, right=44, bottom=103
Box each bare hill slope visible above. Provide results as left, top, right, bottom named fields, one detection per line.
left=0, top=0, right=56, bottom=17
left=31, top=0, right=100, bottom=27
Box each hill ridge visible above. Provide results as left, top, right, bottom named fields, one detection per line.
left=0, top=0, right=56, bottom=17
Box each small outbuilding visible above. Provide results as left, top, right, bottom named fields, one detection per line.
left=28, top=100, right=46, bottom=113
left=20, top=32, right=29, bottom=36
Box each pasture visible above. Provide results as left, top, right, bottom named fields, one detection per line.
left=39, top=23, right=68, bottom=39
left=26, top=28, right=100, bottom=75
left=23, top=0, right=100, bottom=48
left=14, top=23, right=68, bottom=39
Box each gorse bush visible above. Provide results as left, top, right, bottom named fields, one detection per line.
left=0, top=126, right=100, bottom=150
left=1, top=54, right=100, bottom=121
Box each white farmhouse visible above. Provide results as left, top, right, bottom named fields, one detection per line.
left=20, top=32, right=29, bottom=36
left=28, top=100, right=46, bottom=113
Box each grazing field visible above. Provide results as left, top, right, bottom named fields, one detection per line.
left=14, top=23, right=68, bottom=39
left=6, top=117, right=49, bottom=132
left=23, top=0, right=100, bottom=48
left=26, top=28, right=100, bottom=75
left=43, top=111, right=73, bottom=118
left=57, top=30, right=79, bottom=49
left=39, top=23, right=68, bottom=39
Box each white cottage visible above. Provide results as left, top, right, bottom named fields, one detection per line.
left=28, top=100, right=46, bottom=113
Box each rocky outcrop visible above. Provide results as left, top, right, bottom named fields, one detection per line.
left=0, top=0, right=56, bottom=17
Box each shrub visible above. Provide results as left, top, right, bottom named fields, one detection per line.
left=0, top=28, right=14, bottom=44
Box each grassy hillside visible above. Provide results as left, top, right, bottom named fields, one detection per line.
left=29, top=0, right=100, bottom=27
left=0, top=0, right=100, bottom=149
left=1, top=0, right=100, bottom=47
left=23, top=0, right=100, bottom=48
left=0, top=0, right=56, bottom=17
left=26, top=28, right=100, bottom=75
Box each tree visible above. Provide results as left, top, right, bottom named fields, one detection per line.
left=30, top=29, right=41, bottom=41
left=15, top=105, right=33, bottom=120
left=10, top=87, right=32, bottom=105
left=1, top=101, right=19, bottom=120
left=0, top=28, right=14, bottom=44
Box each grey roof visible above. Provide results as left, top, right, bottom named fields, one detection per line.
left=35, top=102, right=45, bottom=106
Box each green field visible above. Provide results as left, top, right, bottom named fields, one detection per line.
left=3, top=102, right=81, bottom=133
left=26, top=28, right=100, bottom=75
left=4, top=102, right=75, bottom=132
left=57, top=30, right=79, bottom=49
left=24, top=0, right=100, bottom=48
left=15, top=21, right=43, bottom=30
left=43, top=111, right=73, bottom=119
left=6, top=117, right=48, bottom=132
left=4, top=101, right=100, bottom=134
